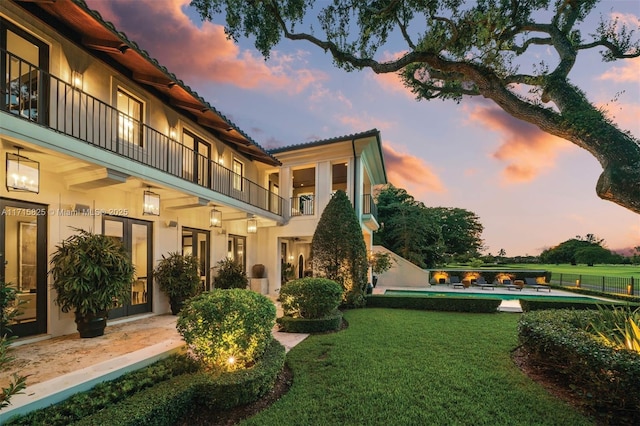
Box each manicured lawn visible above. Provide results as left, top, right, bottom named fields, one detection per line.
left=241, top=309, right=593, bottom=425
left=534, top=263, right=639, bottom=278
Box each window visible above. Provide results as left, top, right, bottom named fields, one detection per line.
left=117, top=88, right=143, bottom=146
left=2, top=19, right=49, bottom=124
left=227, top=234, right=246, bottom=270
left=232, top=159, right=244, bottom=191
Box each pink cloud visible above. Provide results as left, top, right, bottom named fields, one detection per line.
left=466, top=103, right=571, bottom=183
left=599, top=57, right=640, bottom=83
left=85, top=0, right=325, bottom=92
left=383, top=144, right=446, bottom=194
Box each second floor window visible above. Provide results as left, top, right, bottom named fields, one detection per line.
left=233, top=159, right=244, bottom=191
left=117, top=88, right=143, bottom=146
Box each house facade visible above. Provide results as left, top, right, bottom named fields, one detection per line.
left=265, top=131, right=386, bottom=283
left=1, top=0, right=386, bottom=339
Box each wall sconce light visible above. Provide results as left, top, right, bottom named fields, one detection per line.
left=169, top=126, right=177, bottom=140
left=210, top=206, right=222, bottom=228
left=143, top=187, right=160, bottom=216
left=247, top=216, right=257, bottom=234
left=6, top=147, right=39, bottom=193
left=72, top=70, right=83, bottom=90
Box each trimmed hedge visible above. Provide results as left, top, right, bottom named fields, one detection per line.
left=6, top=354, right=199, bottom=426
left=518, top=310, right=640, bottom=420
left=555, top=286, right=640, bottom=304
left=276, top=311, right=343, bottom=333
left=365, top=295, right=501, bottom=313
left=520, top=299, right=611, bottom=312
left=74, top=339, right=286, bottom=426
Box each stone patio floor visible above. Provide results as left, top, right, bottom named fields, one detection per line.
left=0, top=313, right=308, bottom=422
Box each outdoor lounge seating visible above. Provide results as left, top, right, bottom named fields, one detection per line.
left=473, top=277, right=494, bottom=290
left=449, top=276, right=464, bottom=289
left=502, top=279, right=522, bottom=291
left=525, top=277, right=551, bottom=292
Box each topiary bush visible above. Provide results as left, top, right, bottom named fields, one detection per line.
left=176, top=289, right=275, bottom=371
left=279, top=278, right=343, bottom=319
left=311, top=190, right=368, bottom=308
left=213, top=258, right=248, bottom=289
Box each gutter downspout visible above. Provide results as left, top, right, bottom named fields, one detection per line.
left=351, top=138, right=357, bottom=212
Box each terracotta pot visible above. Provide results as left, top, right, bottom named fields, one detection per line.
left=252, top=264, right=266, bottom=278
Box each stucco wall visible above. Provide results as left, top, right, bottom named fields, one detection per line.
left=371, top=245, right=431, bottom=288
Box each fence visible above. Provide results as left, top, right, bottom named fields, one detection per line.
left=551, top=272, right=638, bottom=296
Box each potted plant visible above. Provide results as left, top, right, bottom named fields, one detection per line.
left=369, top=251, right=394, bottom=289
left=213, top=258, right=248, bottom=289
left=50, top=228, right=134, bottom=338
left=153, top=252, right=201, bottom=314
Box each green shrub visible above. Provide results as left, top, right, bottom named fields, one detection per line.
left=557, top=286, right=640, bottom=303
left=177, top=289, right=275, bottom=371
left=518, top=309, right=640, bottom=419
left=6, top=354, right=198, bottom=425
left=73, top=339, right=285, bottom=426
left=153, top=252, right=201, bottom=300
left=366, top=295, right=501, bottom=313
left=50, top=228, right=134, bottom=316
left=279, top=278, right=343, bottom=319
left=589, top=306, right=640, bottom=353
left=1, top=281, right=27, bottom=411
left=277, top=311, right=343, bottom=333
left=519, top=299, right=617, bottom=312
left=213, top=258, right=248, bottom=289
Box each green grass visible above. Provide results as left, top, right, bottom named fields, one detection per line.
left=241, top=309, right=594, bottom=426
left=534, top=264, right=639, bottom=278
left=449, top=263, right=639, bottom=278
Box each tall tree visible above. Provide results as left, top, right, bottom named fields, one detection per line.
left=311, top=190, right=368, bottom=307
left=192, top=0, right=640, bottom=214
left=374, top=185, right=483, bottom=267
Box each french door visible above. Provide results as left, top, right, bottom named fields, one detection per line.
left=102, top=216, right=152, bottom=318
left=0, top=198, right=47, bottom=337
left=182, top=227, right=210, bottom=291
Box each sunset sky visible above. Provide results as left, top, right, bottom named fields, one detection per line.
left=85, top=0, right=640, bottom=256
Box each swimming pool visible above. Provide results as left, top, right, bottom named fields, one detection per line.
left=383, top=289, right=602, bottom=302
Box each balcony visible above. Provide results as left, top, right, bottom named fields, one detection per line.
left=1, top=49, right=284, bottom=216
left=290, top=195, right=314, bottom=216
left=361, top=193, right=380, bottom=231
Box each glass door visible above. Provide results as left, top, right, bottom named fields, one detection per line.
left=0, top=198, right=47, bottom=337
left=103, top=216, right=152, bottom=318
left=182, top=227, right=210, bottom=291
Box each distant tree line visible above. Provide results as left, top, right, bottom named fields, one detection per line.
left=483, top=235, right=639, bottom=266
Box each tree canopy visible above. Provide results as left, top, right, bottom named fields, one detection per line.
left=539, top=234, right=617, bottom=265
left=191, top=0, right=640, bottom=214
left=374, top=184, right=484, bottom=267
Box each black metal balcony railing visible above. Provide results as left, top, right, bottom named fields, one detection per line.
left=1, top=49, right=284, bottom=216
left=362, top=194, right=378, bottom=220
left=290, top=195, right=314, bottom=216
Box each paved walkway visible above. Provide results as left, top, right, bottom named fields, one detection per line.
left=1, top=314, right=308, bottom=422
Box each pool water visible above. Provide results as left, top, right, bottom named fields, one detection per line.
left=384, top=289, right=602, bottom=302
